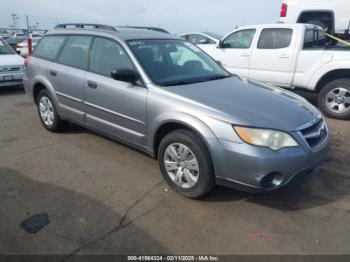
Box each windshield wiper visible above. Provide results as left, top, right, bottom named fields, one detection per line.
left=162, top=75, right=232, bottom=86
left=204, top=75, right=232, bottom=81
left=163, top=80, right=198, bottom=86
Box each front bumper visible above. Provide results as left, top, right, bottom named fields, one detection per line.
left=210, top=132, right=330, bottom=193
left=0, top=72, right=24, bottom=87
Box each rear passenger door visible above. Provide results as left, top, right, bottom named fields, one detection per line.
left=249, top=28, right=296, bottom=86
left=54, top=35, right=92, bottom=123
left=85, top=37, right=147, bottom=146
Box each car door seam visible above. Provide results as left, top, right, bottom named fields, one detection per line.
left=84, top=101, right=145, bottom=125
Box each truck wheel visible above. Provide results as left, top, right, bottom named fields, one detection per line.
left=318, top=79, right=350, bottom=120
left=158, top=129, right=215, bottom=198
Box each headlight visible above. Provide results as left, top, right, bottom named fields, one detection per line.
left=233, top=126, right=298, bottom=151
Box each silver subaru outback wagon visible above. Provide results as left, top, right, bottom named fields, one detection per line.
left=23, top=23, right=330, bottom=198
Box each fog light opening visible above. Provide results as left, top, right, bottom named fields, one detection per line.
left=260, top=172, right=283, bottom=189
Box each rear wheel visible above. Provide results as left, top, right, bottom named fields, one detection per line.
left=318, top=79, right=350, bottom=120
left=158, top=129, right=215, bottom=198
left=37, top=89, right=67, bottom=132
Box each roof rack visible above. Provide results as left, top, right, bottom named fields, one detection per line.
left=55, top=23, right=117, bottom=32
left=115, top=26, right=169, bottom=34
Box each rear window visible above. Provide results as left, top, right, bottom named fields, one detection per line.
left=58, top=36, right=92, bottom=70
left=33, top=36, right=66, bottom=60
left=258, top=29, right=293, bottom=49
left=304, top=29, right=329, bottom=49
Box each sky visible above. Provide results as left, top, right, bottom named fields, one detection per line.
left=0, top=0, right=282, bottom=34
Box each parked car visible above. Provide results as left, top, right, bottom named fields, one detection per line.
left=23, top=23, right=329, bottom=198
left=16, top=37, right=41, bottom=57
left=13, top=32, right=43, bottom=38
left=207, top=23, right=350, bottom=120
left=280, top=0, right=350, bottom=39
left=179, top=32, right=221, bottom=54
left=5, top=36, right=27, bottom=50
left=0, top=38, right=24, bottom=87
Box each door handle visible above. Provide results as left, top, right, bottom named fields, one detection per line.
left=241, top=53, right=250, bottom=57
left=279, top=54, right=290, bottom=58
left=87, top=80, right=98, bottom=89
left=49, top=70, right=57, bottom=76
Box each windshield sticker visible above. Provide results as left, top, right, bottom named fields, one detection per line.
left=128, top=40, right=146, bottom=47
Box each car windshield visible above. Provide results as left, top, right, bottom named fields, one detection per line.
left=6, top=37, right=27, bottom=44
left=0, top=39, right=15, bottom=54
left=204, top=32, right=222, bottom=40
left=127, top=39, right=231, bottom=86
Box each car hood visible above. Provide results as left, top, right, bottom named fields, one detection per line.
left=162, top=77, right=320, bottom=131
left=0, top=54, right=24, bottom=66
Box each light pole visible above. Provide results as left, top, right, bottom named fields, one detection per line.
left=11, top=13, right=18, bottom=29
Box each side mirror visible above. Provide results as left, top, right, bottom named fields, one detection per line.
left=217, top=40, right=223, bottom=48
left=111, top=68, right=139, bottom=83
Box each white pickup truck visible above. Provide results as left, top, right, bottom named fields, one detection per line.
left=207, top=23, right=350, bottom=120
left=280, top=0, right=350, bottom=39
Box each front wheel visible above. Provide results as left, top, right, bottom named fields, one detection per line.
left=158, top=129, right=215, bottom=198
left=318, top=79, right=350, bottom=120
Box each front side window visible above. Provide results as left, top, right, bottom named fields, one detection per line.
left=33, top=36, right=66, bottom=59
left=58, top=36, right=92, bottom=70
left=258, top=29, right=293, bottom=49
left=127, top=39, right=230, bottom=86
left=221, top=29, right=256, bottom=49
left=90, top=37, right=134, bottom=77
left=0, top=39, right=15, bottom=55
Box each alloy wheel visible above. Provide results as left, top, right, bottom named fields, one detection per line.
left=39, top=96, right=55, bottom=127
left=325, top=87, right=350, bottom=114
left=163, top=143, right=199, bottom=189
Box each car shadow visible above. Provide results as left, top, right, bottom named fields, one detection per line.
left=0, top=85, right=25, bottom=96
left=203, top=164, right=350, bottom=211
left=0, top=167, right=167, bottom=256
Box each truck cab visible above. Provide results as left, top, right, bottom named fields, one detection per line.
left=209, top=23, right=350, bottom=119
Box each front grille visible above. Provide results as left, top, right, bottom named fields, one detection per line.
left=0, top=66, right=21, bottom=73
left=300, top=119, right=327, bottom=149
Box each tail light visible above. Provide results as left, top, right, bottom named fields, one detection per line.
left=24, top=56, right=31, bottom=68
left=280, top=3, right=288, bottom=17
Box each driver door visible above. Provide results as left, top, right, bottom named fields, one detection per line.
left=85, top=37, right=147, bottom=145
left=212, top=29, right=256, bottom=78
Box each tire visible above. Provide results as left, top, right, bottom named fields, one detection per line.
left=318, top=79, right=350, bottom=120
left=158, top=129, right=215, bottom=198
left=37, top=89, right=67, bottom=132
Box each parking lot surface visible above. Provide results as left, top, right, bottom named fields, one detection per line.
left=0, top=88, right=349, bottom=256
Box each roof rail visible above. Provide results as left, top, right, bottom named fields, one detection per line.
left=54, top=23, right=117, bottom=32
left=115, top=26, right=169, bottom=34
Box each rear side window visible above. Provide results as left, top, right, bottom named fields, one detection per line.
left=304, top=29, right=328, bottom=49
left=89, top=37, right=134, bottom=77
left=258, top=29, right=293, bottom=49
left=33, top=36, right=65, bottom=59
left=58, top=36, right=92, bottom=70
